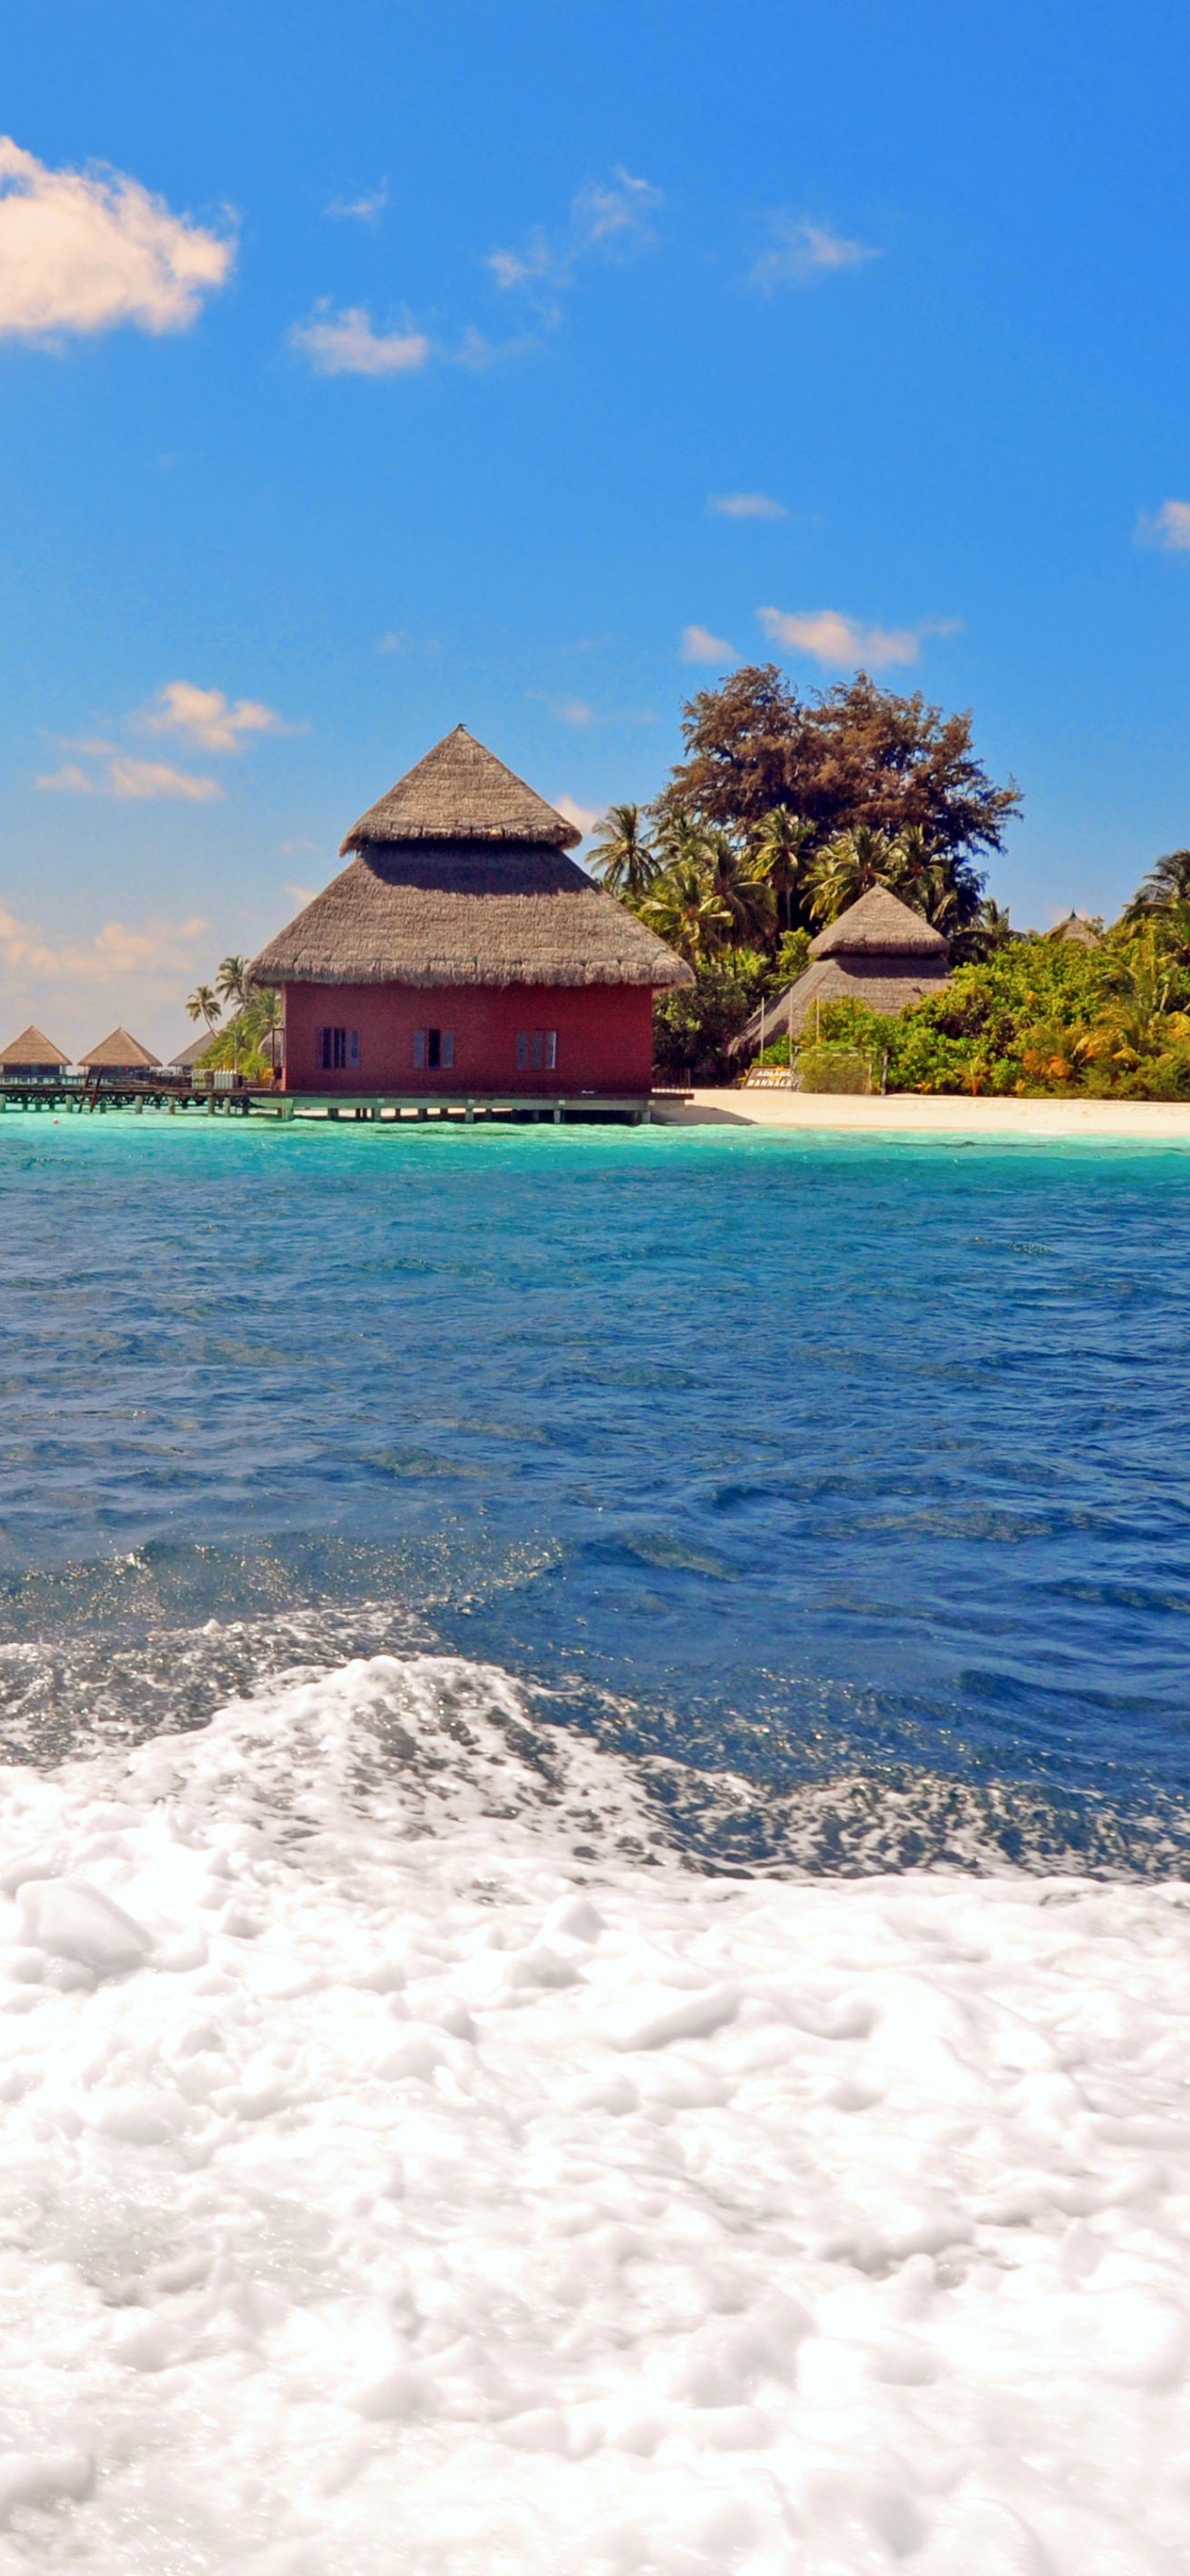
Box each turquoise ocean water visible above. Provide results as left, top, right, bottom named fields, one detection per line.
left=2, top=1112, right=1188, bottom=1872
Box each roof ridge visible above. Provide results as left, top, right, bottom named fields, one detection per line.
left=339, top=726, right=582, bottom=855
left=810, top=885, right=950, bottom=958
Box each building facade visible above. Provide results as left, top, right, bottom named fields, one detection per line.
left=250, top=727, right=691, bottom=1096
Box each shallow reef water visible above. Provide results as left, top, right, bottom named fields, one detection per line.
left=2, top=1114, right=1189, bottom=1872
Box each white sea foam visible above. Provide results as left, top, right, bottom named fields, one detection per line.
left=1, top=1651, right=1189, bottom=2571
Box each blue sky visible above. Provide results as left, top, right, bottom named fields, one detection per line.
left=4, top=0, right=1190, bottom=1052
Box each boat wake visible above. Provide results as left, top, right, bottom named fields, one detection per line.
left=1, top=1649, right=1190, bottom=2569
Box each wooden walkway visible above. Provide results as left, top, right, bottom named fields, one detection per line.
left=0, top=1079, right=654, bottom=1126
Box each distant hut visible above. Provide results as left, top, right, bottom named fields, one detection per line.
left=165, top=1032, right=217, bottom=1073
left=733, top=886, right=950, bottom=1060
left=80, top=1028, right=161, bottom=1079
left=0, top=1024, right=70, bottom=1080
left=1048, top=911, right=1101, bottom=949
left=248, top=725, right=693, bottom=1096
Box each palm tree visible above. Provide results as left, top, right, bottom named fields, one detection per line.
left=699, top=826, right=776, bottom=949
left=187, top=984, right=222, bottom=1033
left=1098, top=926, right=1175, bottom=1058
left=217, top=954, right=251, bottom=1012
left=589, top=804, right=658, bottom=903
left=752, top=808, right=812, bottom=932
left=1127, top=848, right=1190, bottom=918
left=640, top=856, right=731, bottom=965
left=803, top=823, right=902, bottom=925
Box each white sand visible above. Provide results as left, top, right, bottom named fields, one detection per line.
left=1, top=1652, right=1189, bottom=2572
left=653, top=1089, right=1190, bottom=1139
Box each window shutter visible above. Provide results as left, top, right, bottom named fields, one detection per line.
left=413, top=1029, right=426, bottom=1070
left=349, top=1031, right=360, bottom=1068
left=545, top=1032, right=557, bottom=1070
left=515, top=1033, right=528, bottom=1070
left=441, top=1031, right=454, bottom=1069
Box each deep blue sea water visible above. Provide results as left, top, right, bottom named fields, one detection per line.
left=2, top=1111, right=1189, bottom=1872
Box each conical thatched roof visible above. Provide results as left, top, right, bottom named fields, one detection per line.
left=0, top=1023, right=69, bottom=1069
left=253, top=726, right=692, bottom=993
left=1049, top=911, right=1100, bottom=949
left=340, top=725, right=582, bottom=854
left=167, top=1032, right=217, bottom=1069
left=731, top=950, right=952, bottom=1057
left=250, top=844, right=692, bottom=991
left=80, top=1027, right=160, bottom=1069
left=810, top=886, right=950, bottom=958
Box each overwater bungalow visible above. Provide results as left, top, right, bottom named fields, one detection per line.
left=80, top=1028, right=161, bottom=1078
left=0, top=1024, right=70, bottom=1079
left=249, top=726, right=692, bottom=1096
left=166, top=1033, right=217, bottom=1073
left=733, top=886, right=951, bottom=1060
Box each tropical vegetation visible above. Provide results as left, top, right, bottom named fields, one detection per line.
left=591, top=666, right=1190, bottom=1096
left=185, top=955, right=281, bottom=1081
left=590, top=666, right=1018, bottom=1082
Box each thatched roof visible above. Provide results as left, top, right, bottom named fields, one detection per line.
left=732, top=954, right=950, bottom=1056
left=340, top=725, right=582, bottom=854
left=810, top=886, right=950, bottom=959
left=167, top=1032, right=217, bottom=1069
left=80, top=1027, right=161, bottom=1070
left=251, top=843, right=692, bottom=991
left=0, top=1024, right=69, bottom=1069
left=1049, top=911, right=1100, bottom=949
left=252, top=724, right=690, bottom=993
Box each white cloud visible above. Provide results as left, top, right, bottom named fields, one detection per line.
left=552, top=699, right=594, bottom=726
left=0, top=900, right=208, bottom=982
left=288, top=304, right=430, bottom=377
left=140, top=678, right=292, bottom=752
left=36, top=749, right=222, bottom=801
left=34, top=761, right=96, bottom=795
left=284, top=881, right=320, bottom=908
left=488, top=167, right=661, bottom=301
left=378, top=630, right=442, bottom=656
left=554, top=794, right=600, bottom=840
left=757, top=605, right=930, bottom=671
left=708, top=492, right=786, bottom=519
left=325, top=182, right=388, bottom=224
left=1140, top=499, right=1190, bottom=552
left=681, top=624, right=740, bottom=666
left=107, top=758, right=224, bottom=802
left=0, top=134, right=233, bottom=341
left=750, top=216, right=877, bottom=294
left=450, top=324, right=539, bottom=370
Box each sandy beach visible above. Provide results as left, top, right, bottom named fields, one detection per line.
left=653, top=1088, right=1190, bottom=1139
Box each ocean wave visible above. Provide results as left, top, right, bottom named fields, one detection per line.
left=3, top=1605, right=1189, bottom=1877
left=2, top=1650, right=1190, bottom=2569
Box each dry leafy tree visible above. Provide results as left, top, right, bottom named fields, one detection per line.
left=654, top=664, right=1019, bottom=900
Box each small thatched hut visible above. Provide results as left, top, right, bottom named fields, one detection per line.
left=249, top=725, right=692, bottom=1095
left=1048, top=912, right=1100, bottom=949
left=80, top=1028, right=161, bottom=1077
left=0, top=1024, right=70, bottom=1078
left=166, top=1032, right=217, bottom=1072
left=733, top=886, right=951, bottom=1060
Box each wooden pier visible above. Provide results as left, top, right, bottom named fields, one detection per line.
left=0, top=1077, right=655, bottom=1125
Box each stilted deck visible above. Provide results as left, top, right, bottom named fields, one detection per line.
left=0, top=1078, right=655, bottom=1125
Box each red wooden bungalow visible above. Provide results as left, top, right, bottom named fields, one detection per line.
left=249, top=727, right=691, bottom=1097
